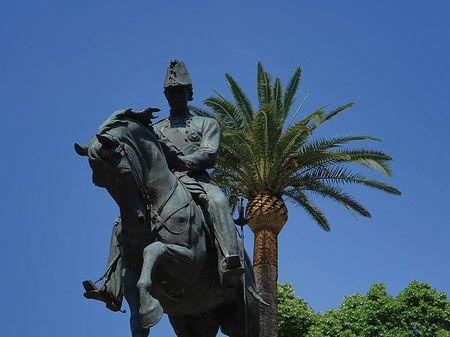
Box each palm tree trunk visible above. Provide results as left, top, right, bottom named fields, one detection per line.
left=247, top=192, right=287, bottom=336
left=253, top=229, right=278, bottom=337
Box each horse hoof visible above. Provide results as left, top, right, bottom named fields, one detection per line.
left=140, top=300, right=163, bottom=328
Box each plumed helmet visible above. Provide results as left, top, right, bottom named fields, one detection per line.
left=163, top=59, right=192, bottom=88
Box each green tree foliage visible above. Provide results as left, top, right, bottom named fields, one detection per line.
left=278, top=283, right=315, bottom=336
left=278, top=281, right=450, bottom=336
left=396, top=281, right=450, bottom=336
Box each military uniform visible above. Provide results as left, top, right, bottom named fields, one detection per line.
left=152, top=113, right=242, bottom=273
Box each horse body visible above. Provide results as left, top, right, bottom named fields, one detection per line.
left=77, top=109, right=259, bottom=337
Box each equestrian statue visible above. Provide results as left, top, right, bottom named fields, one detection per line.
left=75, top=60, right=262, bottom=337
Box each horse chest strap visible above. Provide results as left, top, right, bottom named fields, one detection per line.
left=157, top=179, right=178, bottom=215
left=150, top=178, right=178, bottom=232
left=150, top=211, right=164, bottom=232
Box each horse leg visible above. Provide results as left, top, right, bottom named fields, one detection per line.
left=168, top=314, right=219, bottom=337
left=221, top=252, right=260, bottom=337
left=123, top=267, right=150, bottom=337
left=243, top=290, right=261, bottom=337
left=137, top=241, right=195, bottom=329
left=219, top=307, right=248, bottom=337
left=219, top=288, right=260, bottom=337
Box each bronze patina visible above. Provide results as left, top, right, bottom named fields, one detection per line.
left=75, top=60, right=261, bottom=337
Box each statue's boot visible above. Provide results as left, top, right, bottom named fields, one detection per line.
left=212, top=225, right=244, bottom=287
left=82, top=279, right=122, bottom=312
left=139, top=297, right=163, bottom=328
left=221, top=255, right=245, bottom=288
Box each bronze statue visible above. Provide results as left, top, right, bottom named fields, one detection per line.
left=75, top=60, right=262, bottom=336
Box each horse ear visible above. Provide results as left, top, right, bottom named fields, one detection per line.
left=96, top=133, right=119, bottom=148
left=128, top=107, right=160, bottom=124
left=74, top=143, right=88, bottom=156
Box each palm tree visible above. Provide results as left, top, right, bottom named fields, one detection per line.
left=190, top=62, right=401, bottom=336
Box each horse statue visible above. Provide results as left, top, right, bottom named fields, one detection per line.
left=75, top=108, right=261, bottom=337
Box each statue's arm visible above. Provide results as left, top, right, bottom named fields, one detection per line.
left=179, top=118, right=220, bottom=171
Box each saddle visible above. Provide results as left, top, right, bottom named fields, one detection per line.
left=173, top=171, right=208, bottom=203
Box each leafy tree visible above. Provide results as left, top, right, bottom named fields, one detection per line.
left=278, top=281, right=450, bottom=336
left=278, top=283, right=315, bottom=336
left=191, top=63, right=400, bottom=336
left=396, top=281, right=450, bottom=336
left=333, top=283, right=402, bottom=337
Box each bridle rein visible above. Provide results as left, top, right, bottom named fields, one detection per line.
left=101, top=128, right=193, bottom=235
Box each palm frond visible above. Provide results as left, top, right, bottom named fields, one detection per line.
left=338, top=149, right=394, bottom=177
left=255, top=103, right=286, bottom=152
left=287, top=166, right=401, bottom=195
left=277, top=120, right=312, bottom=155
left=219, top=131, right=263, bottom=188
left=273, top=77, right=285, bottom=119
left=284, top=188, right=330, bottom=231
left=296, top=146, right=394, bottom=178
left=319, top=103, right=355, bottom=125
left=270, top=122, right=311, bottom=189
left=213, top=164, right=256, bottom=197
left=189, top=105, right=216, bottom=118
left=283, top=67, right=302, bottom=114
left=211, top=169, right=249, bottom=196
left=274, top=151, right=352, bottom=193
left=257, top=62, right=272, bottom=108
left=225, top=74, right=254, bottom=127
left=303, top=182, right=371, bottom=218
left=251, top=109, right=270, bottom=174
left=203, top=95, right=246, bottom=132
left=285, top=90, right=311, bottom=130
left=298, top=106, right=328, bottom=130
left=298, top=135, right=382, bottom=155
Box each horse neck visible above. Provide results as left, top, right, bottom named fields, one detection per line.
left=136, top=132, right=176, bottom=208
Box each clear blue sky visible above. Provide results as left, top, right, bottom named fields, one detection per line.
left=2, top=1, right=449, bottom=336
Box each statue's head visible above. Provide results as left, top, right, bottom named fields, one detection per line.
left=163, top=60, right=193, bottom=111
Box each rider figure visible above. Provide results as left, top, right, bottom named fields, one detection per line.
left=83, top=60, right=244, bottom=312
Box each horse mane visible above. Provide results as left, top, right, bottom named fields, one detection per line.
left=97, top=109, right=155, bottom=134
left=88, top=108, right=165, bottom=176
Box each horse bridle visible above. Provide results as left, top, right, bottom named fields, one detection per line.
left=104, top=132, right=178, bottom=232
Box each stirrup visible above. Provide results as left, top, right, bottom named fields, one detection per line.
left=82, top=280, right=122, bottom=312
left=221, top=256, right=244, bottom=288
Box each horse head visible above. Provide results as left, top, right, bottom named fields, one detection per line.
left=75, top=108, right=162, bottom=235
